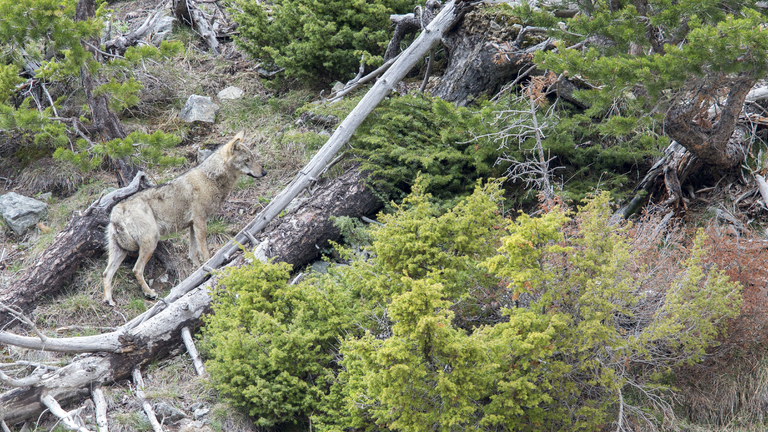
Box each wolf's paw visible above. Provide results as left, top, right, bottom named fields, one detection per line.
left=104, top=297, right=116, bottom=307
left=144, top=290, right=159, bottom=300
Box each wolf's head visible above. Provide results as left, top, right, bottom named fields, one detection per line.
left=221, top=130, right=268, bottom=178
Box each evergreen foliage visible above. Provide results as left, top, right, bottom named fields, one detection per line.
left=350, top=93, right=507, bottom=203
left=0, top=0, right=184, bottom=172
left=533, top=0, right=768, bottom=170
left=232, top=0, right=418, bottom=82
left=202, top=178, right=742, bottom=430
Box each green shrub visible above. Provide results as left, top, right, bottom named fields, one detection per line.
left=201, top=260, right=357, bottom=428
left=351, top=93, right=506, bottom=203
left=233, top=0, right=418, bottom=82
left=203, top=178, right=742, bottom=430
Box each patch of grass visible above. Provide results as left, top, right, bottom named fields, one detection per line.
left=127, top=298, right=147, bottom=314
left=113, top=412, right=152, bottom=431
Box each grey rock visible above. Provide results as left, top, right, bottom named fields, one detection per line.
left=154, top=402, right=187, bottom=424
left=0, top=192, right=47, bottom=235
left=331, top=81, right=345, bottom=93
left=193, top=407, right=210, bottom=420
left=151, top=15, right=176, bottom=46
left=188, top=402, right=208, bottom=412
left=179, top=95, right=220, bottom=124
left=311, top=261, right=330, bottom=274
left=217, top=86, right=244, bottom=100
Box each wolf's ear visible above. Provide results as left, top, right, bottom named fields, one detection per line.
left=222, top=130, right=246, bottom=156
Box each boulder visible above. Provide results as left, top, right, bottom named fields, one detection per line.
left=0, top=192, right=47, bottom=235
left=178, top=95, right=219, bottom=123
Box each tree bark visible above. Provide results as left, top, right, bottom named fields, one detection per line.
left=431, top=7, right=554, bottom=105
left=383, top=0, right=441, bottom=61
left=0, top=173, right=152, bottom=329
left=664, top=73, right=755, bottom=169
left=256, top=167, right=382, bottom=268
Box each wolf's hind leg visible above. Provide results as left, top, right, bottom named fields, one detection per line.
left=103, top=244, right=129, bottom=306
left=133, top=241, right=159, bottom=300
left=189, top=218, right=209, bottom=266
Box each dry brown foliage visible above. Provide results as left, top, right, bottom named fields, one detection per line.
left=672, top=224, right=768, bottom=426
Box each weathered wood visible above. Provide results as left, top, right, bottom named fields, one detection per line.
left=181, top=326, right=206, bottom=376
left=383, top=0, right=441, bottom=61
left=0, top=282, right=212, bottom=424
left=432, top=7, right=554, bottom=105
left=40, top=395, right=92, bottom=432
left=132, top=368, right=163, bottom=432
left=173, top=0, right=220, bottom=55
left=0, top=173, right=152, bottom=329
left=105, top=9, right=170, bottom=56
left=92, top=388, right=109, bottom=432
left=256, top=167, right=382, bottom=269
left=665, top=73, right=755, bottom=169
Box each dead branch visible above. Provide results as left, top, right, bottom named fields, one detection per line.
left=0, top=330, right=122, bottom=353
left=132, top=368, right=163, bottom=432
left=326, top=57, right=396, bottom=103
left=173, top=0, right=220, bottom=54
left=40, top=395, right=92, bottom=432
left=181, top=326, right=206, bottom=376
left=92, top=388, right=109, bottom=432
left=104, top=7, right=171, bottom=56
left=754, top=174, right=768, bottom=209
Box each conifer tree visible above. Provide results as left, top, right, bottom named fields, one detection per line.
left=537, top=0, right=768, bottom=169
left=0, top=0, right=183, bottom=185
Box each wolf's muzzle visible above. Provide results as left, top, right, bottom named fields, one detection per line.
left=249, top=168, right=267, bottom=178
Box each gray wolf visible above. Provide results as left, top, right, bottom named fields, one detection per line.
left=102, top=130, right=267, bottom=306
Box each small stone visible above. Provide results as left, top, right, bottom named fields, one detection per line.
left=193, top=407, right=210, bottom=420
left=331, top=81, right=345, bottom=93
left=217, top=86, right=244, bottom=100
left=311, top=261, right=330, bottom=274
left=154, top=402, right=187, bottom=424
left=179, top=95, right=219, bottom=124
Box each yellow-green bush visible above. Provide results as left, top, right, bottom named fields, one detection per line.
left=202, top=179, right=741, bottom=430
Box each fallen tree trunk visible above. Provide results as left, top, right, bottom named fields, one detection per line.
left=0, top=281, right=212, bottom=425
left=256, top=167, right=382, bottom=269
left=0, top=173, right=152, bottom=329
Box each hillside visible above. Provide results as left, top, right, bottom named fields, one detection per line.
left=2, top=0, right=768, bottom=431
